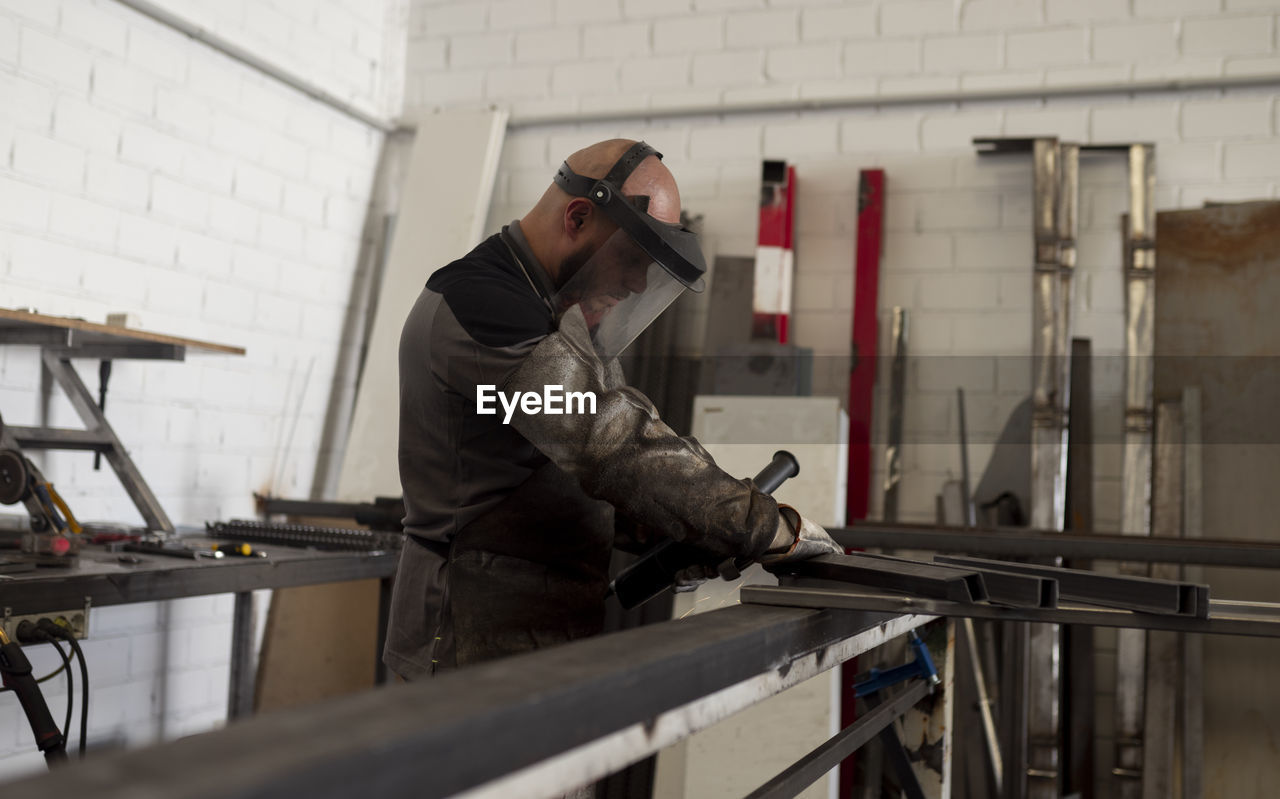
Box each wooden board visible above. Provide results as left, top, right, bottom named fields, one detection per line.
left=0, top=307, right=245, bottom=354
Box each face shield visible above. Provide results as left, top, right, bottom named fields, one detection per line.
left=552, top=141, right=706, bottom=360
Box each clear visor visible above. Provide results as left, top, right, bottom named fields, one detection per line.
left=553, top=228, right=687, bottom=360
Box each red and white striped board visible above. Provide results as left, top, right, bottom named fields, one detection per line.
left=752, top=160, right=796, bottom=343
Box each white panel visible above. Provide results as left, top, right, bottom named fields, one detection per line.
left=336, top=110, right=507, bottom=500
left=654, top=395, right=848, bottom=799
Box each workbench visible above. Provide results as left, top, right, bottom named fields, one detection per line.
left=0, top=537, right=399, bottom=718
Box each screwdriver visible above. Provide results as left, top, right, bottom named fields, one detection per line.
left=209, top=542, right=266, bottom=558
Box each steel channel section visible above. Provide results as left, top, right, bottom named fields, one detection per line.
left=745, top=679, right=932, bottom=799
left=774, top=553, right=986, bottom=603
left=933, top=555, right=1206, bottom=617
left=3, top=605, right=930, bottom=799
left=1115, top=143, right=1157, bottom=799
left=40, top=350, right=174, bottom=533
left=826, top=523, right=1280, bottom=569
left=850, top=552, right=1055, bottom=608
left=883, top=307, right=908, bottom=521
left=1027, top=136, right=1065, bottom=799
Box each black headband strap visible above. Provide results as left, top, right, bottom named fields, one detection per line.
left=602, top=141, right=660, bottom=188
left=553, top=141, right=663, bottom=200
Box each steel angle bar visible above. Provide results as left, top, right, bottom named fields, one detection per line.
left=852, top=552, right=1055, bottom=609
left=934, top=555, right=1207, bottom=618
left=746, top=679, right=931, bottom=799
left=742, top=587, right=1280, bottom=639
left=773, top=553, right=986, bottom=603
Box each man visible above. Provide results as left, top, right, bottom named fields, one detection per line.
left=384, top=139, right=841, bottom=680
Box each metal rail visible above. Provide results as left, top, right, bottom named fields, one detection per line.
left=2, top=604, right=931, bottom=799
left=828, top=523, right=1280, bottom=569
left=747, top=679, right=932, bottom=799
left=744, top=587, right=1280, bottom=638
left=111, top=0, right=394, bottom=132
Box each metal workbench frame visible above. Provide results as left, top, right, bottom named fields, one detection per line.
left=0, top=543, right=398, bottom=720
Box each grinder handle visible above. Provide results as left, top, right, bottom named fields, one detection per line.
left=608, top=450, right=799, bottom=610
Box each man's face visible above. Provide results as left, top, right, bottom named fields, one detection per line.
left=558, top=231, right=651, bottom=330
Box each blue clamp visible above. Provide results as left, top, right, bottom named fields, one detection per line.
left=853, top=630, right=940, bottom=698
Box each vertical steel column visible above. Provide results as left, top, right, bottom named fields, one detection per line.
left=882, top=307, right=908, bottom=522
left=1142, top=402, right=1182, bottom=799
left=1114, top=143, right=1157, bottom=799
left=228, top=591, right=256, bottom=720
left=1180, top=386, right=1204, bottom=799
left=1026, top=137, right=1065, bottom=799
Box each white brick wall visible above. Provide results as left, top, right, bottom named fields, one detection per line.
left=402, top=0, right=1280, bottom=554
left=0, top=0, right=401, bottom=780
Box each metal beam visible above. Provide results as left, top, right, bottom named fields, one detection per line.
left=743, top=587, right=1280, bottom=638
left=7, top=426, right=113, bottom=451
left=3, top=604, right=930, bottom=799
left=746, top=679, right=932, bottom=799
left=826, top=523, right=1280, bottom=569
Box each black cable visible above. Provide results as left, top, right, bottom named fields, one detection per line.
left=39, top=620, right=87, bottom=757
left=0, top=660, right=68, bottom=691
left=64, top=635, right=88, bottom=757
left=45, top=639, right=73, bottom=748
left=15, top=624, right=74, bottom=747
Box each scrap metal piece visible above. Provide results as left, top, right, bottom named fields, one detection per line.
left=882, top=307, right=908, bottom=521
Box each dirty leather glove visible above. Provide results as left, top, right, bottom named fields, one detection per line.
left=759, top=505, right=844, bottom=565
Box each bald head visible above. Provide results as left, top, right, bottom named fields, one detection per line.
left=520, top=139, right=683, bottom=287
left=563, top=139, right=682, bottom=224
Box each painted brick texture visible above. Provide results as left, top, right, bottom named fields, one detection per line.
left=0, top=0, right=399, bottom=779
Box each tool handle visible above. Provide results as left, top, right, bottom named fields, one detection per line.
left=609, top=451, right=800, bottom=610
left=0, top=642, right=66, bottom=761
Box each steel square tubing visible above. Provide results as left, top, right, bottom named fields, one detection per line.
left=934, top=555, right=1207, bottom=618
left=773, top=553, right=986, bottom=603
left=3, top=604, right=924, bottom=799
